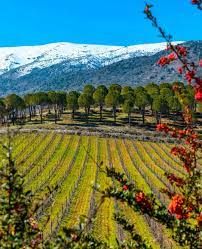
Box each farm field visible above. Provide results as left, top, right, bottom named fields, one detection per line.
left=0, top=131, right=183, bottom=249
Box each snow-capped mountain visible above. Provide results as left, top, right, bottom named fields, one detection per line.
left=2, top=40, right=200, bottom=97
left=0, top=41, right=183, bottom=77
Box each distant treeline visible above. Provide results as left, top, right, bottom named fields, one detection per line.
left=0, top=82, right=196, bottom=126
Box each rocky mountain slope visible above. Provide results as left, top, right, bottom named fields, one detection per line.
left=0, top=41, right=201, bottom=96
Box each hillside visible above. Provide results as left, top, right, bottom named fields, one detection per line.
left=0, top=41, right=201, bottom=95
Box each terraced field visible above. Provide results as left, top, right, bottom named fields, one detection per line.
left=0, top=131, right=183, bottom=248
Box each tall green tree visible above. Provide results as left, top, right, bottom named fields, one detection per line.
left=83, top=84, right=95, bottom=96
left=152, top=96, right=169, bottom=124
left=67, top=91, right=80, bottom=119
left=93, top=86, right=108, bottom=121
left=184, top=85, right=196, bottom=111
left=24, top=93, right=36, bottom=121
left=121, top=86, right=133, bottom=98
left=134, top=86, right=145, bottom=95
left=145, top=83, right=159, bottom=97
left=159, top=82, right=172, bottom=90
left=122, top=88, right=135, bottom=126
left=0, top=98, right=6, bottom=124
left=78, top=93, right=94, bottom=123
left=57, top=91, right=67, bottom=115
left=122, top=99, right=134, bottom=126
left=145, top=83, right=160, bottom=113
left=160, top=87, right=173, bottom=99
left=134, top=91, right=150, bottom=124
left=34, top=92, right=50, bottom=124
left=48, top=91, right=61, bottom=123
left=109, top=84, right=122, bottom=94
left=167, top=96, right=181, bottom=113
left=105, top=85, right=122, bottom=124
left=5, top=94, right=25, bottom=125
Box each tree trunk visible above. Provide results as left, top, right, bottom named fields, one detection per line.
left=128, top=113, right=131, bottom=127
left=99, top=105, right=103, bottom=121
left=159, top=112, right=162, bottom=124
left=12, top=111, right=15, bottom=125
left=113, top=107, right=116, bottom=124
left=141, top=108, right=145, bottom=124
left=72, top=109, right=75, bottom=119
left=85, top=108, right=88, bottom=123
left=54, top=108, right=57, bottom=124
left=40, top=107, right=43, bottom=124
left=155, top=111, right=159, bottom=124
left=28, top=106, right=32, bottom=121
left=87, top=107, right=90, bottom=124
left=33, top=106, right=36, bottom=116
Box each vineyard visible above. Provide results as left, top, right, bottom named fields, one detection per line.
left=0, top=131, right=184, bottom=248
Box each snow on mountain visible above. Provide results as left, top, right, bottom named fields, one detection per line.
left=0, top=41, right=184, bottom=77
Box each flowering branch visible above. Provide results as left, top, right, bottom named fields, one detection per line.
left=191, top=0, right=202, bottom=10
left=144, top=3, right=202, bottom=102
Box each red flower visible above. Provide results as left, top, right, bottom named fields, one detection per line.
left=123, top=185, right=128, bottom=191
left=135, top=192, right=152, bottom=211
left=199, top=59, right=202, bottom=67
left=157, top=56, right=170, bottom=66
left=135, top=192, right=145, bottom=203
left=191, top=0, right=199, bottom=4
left=168, top=194, right=189, bottom=220
left=176, top=46, right=187, bottom=57
left=178, top=129, right=186, bottom=138
left=195, top=88, right=202, bottom=101
left=177, top=67, right=183, bottom=74
left=156, top=123, right=169, bottom=132
left=185, top=70, right=196, bottom=84
left=196, top=213, right=202, bottom=225
left=168, top=52, right=176, bottom=61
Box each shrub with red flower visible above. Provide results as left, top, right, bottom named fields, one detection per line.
left=103, top=3, right=202, bottom=249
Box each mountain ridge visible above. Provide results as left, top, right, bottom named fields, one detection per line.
left=0, top=41, right=183, bottom=76
left=0, top=40, right=201, bottom=96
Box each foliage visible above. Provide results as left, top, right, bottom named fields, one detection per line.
left=93, top=86, right=108, bottom=121
left=67, top=91, right=80, bottom=119
left=0, top=129, right=42, bottom=248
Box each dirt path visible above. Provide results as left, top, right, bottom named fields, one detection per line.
left=0, top=126, right=177, bottom=143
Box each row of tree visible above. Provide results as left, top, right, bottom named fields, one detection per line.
left=0, top=82, right=195, bottom=126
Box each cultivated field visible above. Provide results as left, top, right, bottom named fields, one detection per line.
left=0, top=132, right=184, bottom=248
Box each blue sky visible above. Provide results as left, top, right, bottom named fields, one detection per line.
left=0, top=0, right=201, bottom=47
